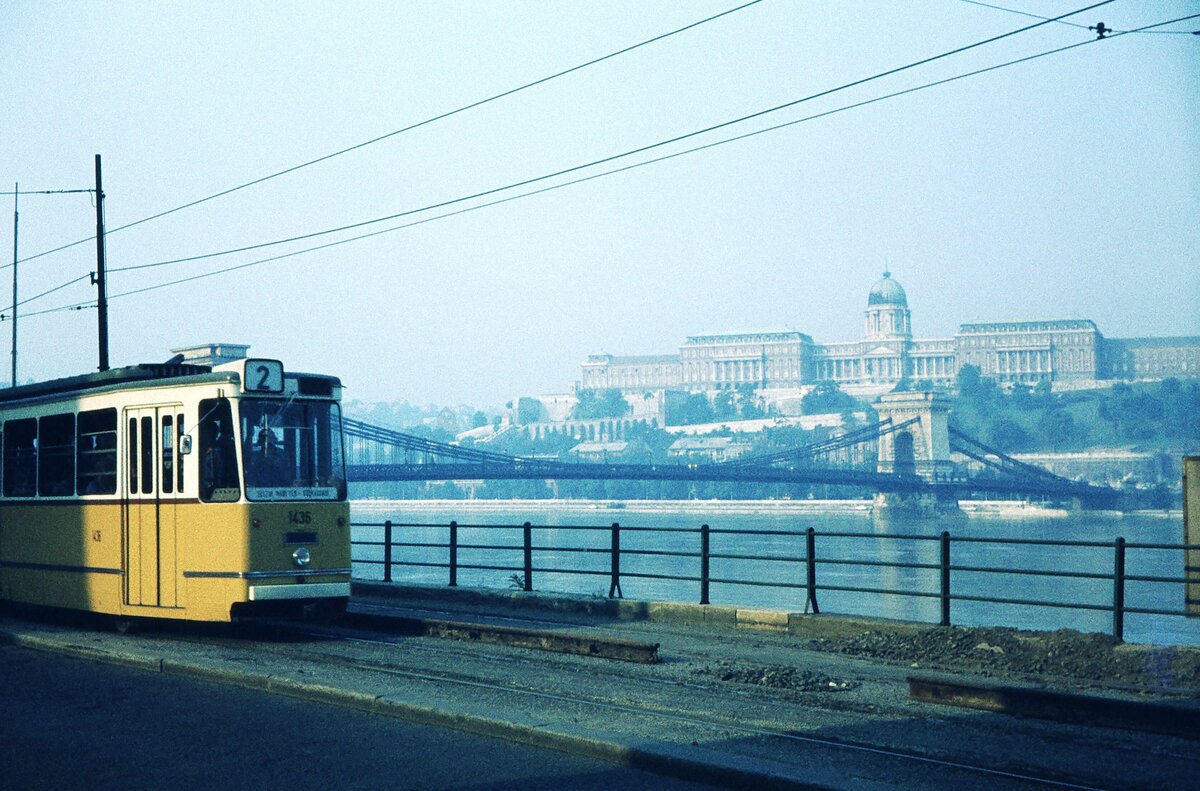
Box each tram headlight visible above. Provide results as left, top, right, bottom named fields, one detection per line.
left=292, top=547, right=312, bottom=568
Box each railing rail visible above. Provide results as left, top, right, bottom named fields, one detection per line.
left=350, top=520, right=1200, bottom=643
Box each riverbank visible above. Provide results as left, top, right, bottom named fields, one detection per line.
left=351, top=497, right=1182, bottom=520
left=356, top=498, right=872, bottom=515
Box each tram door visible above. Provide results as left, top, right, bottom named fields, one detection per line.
left=123, top=406, right=183, bottom=608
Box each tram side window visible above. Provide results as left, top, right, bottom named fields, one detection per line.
left=3, top=418, right=37, bottom=498
left=77, top=408, right=117, bottom=495
left=140, top=416, right=153, bottom=495
left=199, top=398, right=239, bottom=502
left=38, top=413, right=75, bottom=496
left=159, top=413, right=189, bottom=494
left=176, top=412, right=185, bottom=493
left=162, top=415, right=174, bottom=494
left=128, top=418, right=138, bottom=493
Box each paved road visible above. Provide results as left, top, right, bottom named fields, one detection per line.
left=0, top=644, right=714, bottom=791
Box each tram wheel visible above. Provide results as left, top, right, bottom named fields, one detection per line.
left=306, top=598, right=348, bottom=622
left=113, top=617, right=135, bottom=635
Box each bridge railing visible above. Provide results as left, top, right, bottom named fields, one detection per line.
left=351, top=520, right=1200, bottom=643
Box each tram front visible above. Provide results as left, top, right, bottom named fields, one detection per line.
left=222, top=359, right=351, bottom=617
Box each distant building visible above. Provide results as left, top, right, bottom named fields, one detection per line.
left=579, top=273, right=1200, bottom=394
left=666, top=436, right=754, bottom=463
left=569, top=439, right=650, bottom=463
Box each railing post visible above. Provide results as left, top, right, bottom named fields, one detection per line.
left=1113, top=536, right=1126, bottom=644
left=523, top=521, right=533, bottom=592
left=383, top=520, right=393, bottom=583
left=805, top=527, right=819, bottom=614
left=940, top=531, right=951, bottom=626
left=449, top=520, right=458, bottom=587
left=700, top=523, right=710, bottom=605
left=608, top=522, right=623, bottom=599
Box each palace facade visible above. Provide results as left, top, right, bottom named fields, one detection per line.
left=580, top=273, right=1200, bottom=394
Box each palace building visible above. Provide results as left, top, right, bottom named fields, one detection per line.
left=579, top=273, right=1200, bottom=395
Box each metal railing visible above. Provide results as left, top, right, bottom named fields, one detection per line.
left=350, top=520, right=1200, bottom=643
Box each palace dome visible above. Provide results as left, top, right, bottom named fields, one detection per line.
left=867, top=271, right=908, bottom=306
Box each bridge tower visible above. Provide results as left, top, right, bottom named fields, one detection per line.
left=873, top=391, right=958, bottom=515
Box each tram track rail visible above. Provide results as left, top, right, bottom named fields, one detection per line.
left=4, top=612, right=1195, bottom=789
left=342, top=595, right=1200, bottom=717
left=143, top=615, right=1183, bottom=790
left=300, top=637, right=1108, bottom=790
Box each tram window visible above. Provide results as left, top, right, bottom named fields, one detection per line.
left=176, top=412, right=185, bottom=493
left=140, top=416, right=153, bottom=494
left=3, top=418, right=37, bottom=498
left=128, top=418, right=138, bottom=493
left=161, top=415, right=174, bottom=494
left=38, top=413, right=75, bottom=497
left=77, top=408, right=117, bottom=495
left=199, top=398, right=239, bottom=502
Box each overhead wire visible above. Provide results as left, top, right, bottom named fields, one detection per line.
left=31, top=7, right=1197, bottom=319
left=105, top=0, right=1116, bottom=277
left=0, top=274, right=91, bottom=319
left=15, top=0, right=1120, bottom=314
left=7, top=0, right=768, bottom=270
left=957, top=0, right=1200, bottom=34
left=0, top=189, right=94, bottom=196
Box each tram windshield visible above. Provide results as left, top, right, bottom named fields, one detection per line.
left=240, top=399, right=346, bottom=501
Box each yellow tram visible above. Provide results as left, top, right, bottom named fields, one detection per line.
left=0, top=357, right=350, bottom=623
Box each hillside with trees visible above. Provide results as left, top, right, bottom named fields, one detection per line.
left=949, top=365, right=1198, bottom=453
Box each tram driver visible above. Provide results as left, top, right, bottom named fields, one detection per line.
left=245, top=426, right=290, bottom=486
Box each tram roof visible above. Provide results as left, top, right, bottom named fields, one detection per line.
left=0, top=363, right=225, bottom=405
left=0, top=360, right=344, bottom=407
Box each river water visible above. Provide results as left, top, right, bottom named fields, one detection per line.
left=349, top=499, right=1197, bottom=646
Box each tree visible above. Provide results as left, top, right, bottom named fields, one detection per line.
left=1036, top=409, right=1086, bottom=451
left=741, top=399, right=766, bottom=420
left=735, top=383, right=765, bottom=419
left=956, top=363, right=983, bottom=397
left=986, top=417, right=1031, bottom=451
left=713, top=390, right=737, bottom=421
left=471, top=410, right=489, bottom=429
left=801, top=381, right=858, bottom=415
left=572, top=388, right=631, bottom=419
left=664, top=391, right=714, bottom=425
left=1010, top=383, right=1035, bottom=410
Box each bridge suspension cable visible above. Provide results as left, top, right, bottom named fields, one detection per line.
left=342, top=417, right=560, bottom=469
left=948, top=426, right=1075, bottom=486
left=719, top=417, right=921, bottom=468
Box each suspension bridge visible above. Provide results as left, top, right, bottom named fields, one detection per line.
left=342, top=392, right=1120, bottom=509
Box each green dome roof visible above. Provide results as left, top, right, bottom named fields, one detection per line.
left=868, top=271, right=907, bottom=307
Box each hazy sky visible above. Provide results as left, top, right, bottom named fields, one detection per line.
left=1, top=1, right=1197, bottom=406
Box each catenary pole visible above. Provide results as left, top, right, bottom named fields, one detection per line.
left=10, top=182, right=17, bottom=386
left=94, top=155, right=109, bottom=371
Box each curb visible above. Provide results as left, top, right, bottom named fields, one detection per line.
left=353, top=580, right=924, bottom=638
left=0, top=626, right=830, bottom=791
left=343, top=608, right=660, bottom=664
left=908, top=674, right=1200, bottom=740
